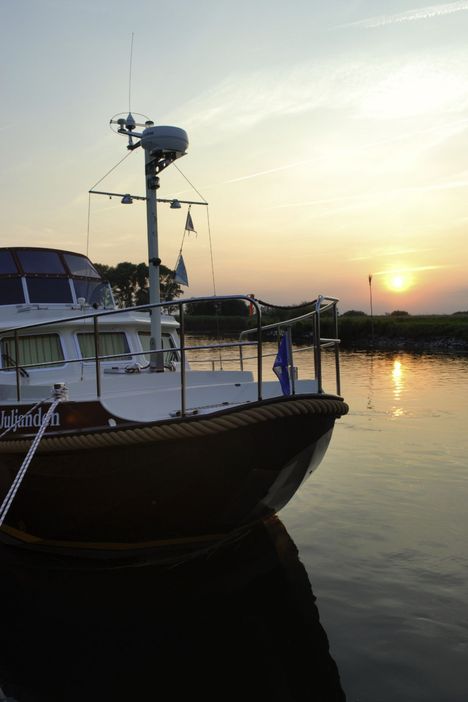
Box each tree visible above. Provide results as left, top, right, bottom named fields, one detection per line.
left=389, top=310, right=410, bottom=316
left=93, top=261, right=182, bottom=308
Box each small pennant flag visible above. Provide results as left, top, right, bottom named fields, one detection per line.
left=174, top=254, right=189, bottom=286
left=185, top=210, right=197, bottom=234
left=248, top=294, right=255, bottom=317
left=273, top=335, right=291, bottom=396
left=185, top=210, right=196, bottom=234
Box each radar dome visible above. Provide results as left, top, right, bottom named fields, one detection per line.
left=141, top=125, right=188, bottom=157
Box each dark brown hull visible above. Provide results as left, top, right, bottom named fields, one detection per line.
left=0, top=395, right=348, bottom=559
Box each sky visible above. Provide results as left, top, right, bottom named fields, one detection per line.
left=2, top=0, right=468, bottom=314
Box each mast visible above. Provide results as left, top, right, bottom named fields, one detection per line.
left=144, top=142, right=162, bottom=370
left=110, top=114, right=188, bottom=371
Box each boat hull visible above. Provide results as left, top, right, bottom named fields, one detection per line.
left=0, top=394, right=348, bottom=559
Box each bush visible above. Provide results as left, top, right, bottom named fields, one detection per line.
left=186, top=299, right=249, bottom=316
left=341, top=310, right=367, bottom=317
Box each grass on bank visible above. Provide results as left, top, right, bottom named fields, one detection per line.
left=184, top=313, right=468, bottom=347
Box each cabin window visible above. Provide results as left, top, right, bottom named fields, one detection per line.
left=17, top=250, right=66, bottom=274
left=77, top=332, right=130, bottom=362
left=1, top=334, right=64, bottom=369
left=138, top=332, right=177, bottom=365
left=73, top=279, right=114, bottom=307
left=0, top=251, right=19, bottom=274
left=26, top=277, right=73, bottom=303
left=63, top=253, right=100, bottom=279
left=0, top=278, right=25, bottom=304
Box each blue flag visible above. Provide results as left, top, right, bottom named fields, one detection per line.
left=174, top=254, right=189, bottom=286
left=273, top=335, right=291, bottom=396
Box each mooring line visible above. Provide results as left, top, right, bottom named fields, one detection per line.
left=0, top=384, right=68, bottom=527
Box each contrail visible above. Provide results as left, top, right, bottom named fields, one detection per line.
left=271, top=177, right=468, bottom=212
left=373, top=265, right=452, bottom=275
left=341, top=1, right=468, bottom=28
left=224, top=161, right=307, bottom=184
left=350, top=249, right=436, bottom=262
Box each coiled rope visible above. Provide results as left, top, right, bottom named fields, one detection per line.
left=0, top=384, right=68, bottom=526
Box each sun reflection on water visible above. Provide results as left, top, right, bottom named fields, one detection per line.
left=391, top=358, right=405, bottom=417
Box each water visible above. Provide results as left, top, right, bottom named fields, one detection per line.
left=0, top=349, right=467, bottom=701
left=282, top=350, right=468, bottom=702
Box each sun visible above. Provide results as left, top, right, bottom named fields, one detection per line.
left=385, top=273, right=413, bottom=293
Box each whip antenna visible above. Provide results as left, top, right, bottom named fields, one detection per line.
left=128, top=32, right=134, bottom=114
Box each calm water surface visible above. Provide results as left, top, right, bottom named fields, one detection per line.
left=0, top=348, right=467, bottom=701
left=283, top=349, right=468, bottom=702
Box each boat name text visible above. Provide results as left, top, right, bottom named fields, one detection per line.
left=0, top=408, right=60, bottom=432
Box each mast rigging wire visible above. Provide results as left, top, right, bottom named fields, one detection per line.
left=172, top=164, right=222, bottom=366
left=172, top=163, right=217, bottom=296
left=86, top=150, right=135, bottom=256
left=128, top=32, right=134, bottom=114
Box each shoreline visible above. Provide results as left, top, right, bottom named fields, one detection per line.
left=184, top=315, right=468, bottom=353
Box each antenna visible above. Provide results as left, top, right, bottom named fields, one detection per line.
left=128, top=32, right=134, bottom=114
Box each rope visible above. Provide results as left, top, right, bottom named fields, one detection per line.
left=0, top=396, right=349, bottom=455
left=0, top=385, right=68, bottom=526
left=255, top=298, right=317, bottom=310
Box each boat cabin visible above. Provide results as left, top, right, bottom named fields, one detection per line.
left=0, top=247, right=114, bottom=309
left=0, top=247, right=179, bottom=376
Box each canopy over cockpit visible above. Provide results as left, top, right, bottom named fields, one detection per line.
left=0, top=247, right=114, bottom=308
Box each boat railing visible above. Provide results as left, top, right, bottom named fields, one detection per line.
left=0, top=293, right=341, bottom=408
left=0, top=295, right=261, bottom=405
left=239, top=295, right=341, bottom=395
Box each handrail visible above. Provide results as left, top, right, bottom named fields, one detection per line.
left=1, top=294, right=264, bottom=409
left=239, top=294, right=341, bottom=396
left=239, top=296, right=338, bottom=338
left=0, top=294, right=260, bottom=337
left=0, top=293, right=342, bottom=407
left=0, top=340, right=259, bottom=371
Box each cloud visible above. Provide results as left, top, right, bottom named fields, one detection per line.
left=214, top=118, right=468, bottom=187
left=341, top=1, right=468, bottom=29
left=172, top=50, right=468, bottom=140
left=271, top=174, right=468, bottom=215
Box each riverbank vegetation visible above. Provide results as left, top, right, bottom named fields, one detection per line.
left=184, top=309, right=468, bottom=350
left=94, top=261, right=468, bottom=350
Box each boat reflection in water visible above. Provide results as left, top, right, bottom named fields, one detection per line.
left=0, top=517, right=345, bottom=701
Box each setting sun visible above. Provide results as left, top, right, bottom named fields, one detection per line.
left=385, top=273, right=414, bottom=293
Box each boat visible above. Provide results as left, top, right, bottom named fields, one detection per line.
left=0, top=113, right=348, bottom=560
